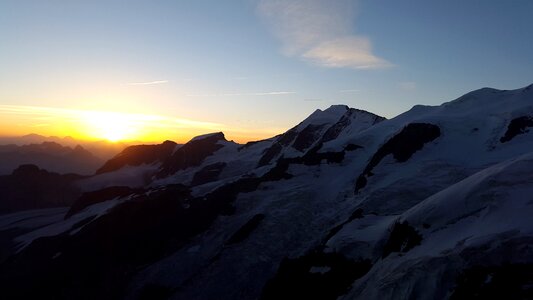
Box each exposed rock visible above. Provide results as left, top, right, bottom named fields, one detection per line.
left=381, top=221, right=422, bottom=258
left=190, top=162, right=227, bottom=186
left=277, top=129, right=298, bottom=147
left=158, top=133, right=226, bottom=177
left=345, top=144, right=363, bottom=151
left=355, top=123, right=441, bottom=192
left=258, top=143, right=282, bottom=167
left=226, top=214, right=265, bottom=245
left=500, top=116, right=533, bottom=143
left=292, top=124, right=326, bottom=152
left=65, top=186, right=142, bottom=218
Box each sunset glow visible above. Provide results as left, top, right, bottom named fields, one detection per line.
left=81, top=111, right=139, bottom=142
left=0, top=104, right=257, bottom=143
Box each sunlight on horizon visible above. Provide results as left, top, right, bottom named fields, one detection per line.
left=0, top=104, right=279, bottom=143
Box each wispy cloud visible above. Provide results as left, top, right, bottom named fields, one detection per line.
left=258, top=0, right=391, bottom=69
left=186, top=91, right=296, bottom=97
left=124, top=80, right=169, bottom=86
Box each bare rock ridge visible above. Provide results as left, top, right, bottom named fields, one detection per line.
left=157, top=132, right=227, bottom=178
left=96, top=140, right=177, bottom=174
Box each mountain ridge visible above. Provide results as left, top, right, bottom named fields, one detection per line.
left=0, top=83, right=532, bottom=300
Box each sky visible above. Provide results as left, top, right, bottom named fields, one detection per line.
left=1, top=0, right=532, bottom=143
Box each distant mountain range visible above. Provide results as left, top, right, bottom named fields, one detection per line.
left=0, top=133, right=136, bottom=158
left=1, top=84, right=533, bottom=299
left=0, top=142, right=102, bottom=175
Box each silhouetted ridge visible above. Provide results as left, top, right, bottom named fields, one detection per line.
left=0, top=165, right=82, bottom=213
left=96, top=140, right=177, bottom=174
left=157, top=132, right=227, bottom=177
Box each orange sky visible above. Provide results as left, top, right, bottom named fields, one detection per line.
left=0, top=104, right=283, bottom=144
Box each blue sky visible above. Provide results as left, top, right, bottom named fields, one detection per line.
left=1, top=0, right=532, bottom=142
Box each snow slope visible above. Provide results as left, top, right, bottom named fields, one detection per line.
left=343, top=152, right=533, bottom=299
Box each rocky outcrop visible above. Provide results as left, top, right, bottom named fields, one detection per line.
left=500, top=116, right=533, bottom=143
left=190, top=162, right=227, bottom=186
left=355, top=123, right=441, bottom=192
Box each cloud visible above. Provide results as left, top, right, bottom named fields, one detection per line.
left=258, top=0, right=390, bottom=69
left=125, top=80, right=168, bottom=86
left=186, top=91, right=296, bottom=97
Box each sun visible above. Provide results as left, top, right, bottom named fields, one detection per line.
left=81, top=111, right=137, bottom=142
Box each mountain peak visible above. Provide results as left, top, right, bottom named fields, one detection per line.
left=189, top=132, right=226, bottom=143
left=300, top=105, right=349, bottom=128
left=324, top=104, right=349, bottom=113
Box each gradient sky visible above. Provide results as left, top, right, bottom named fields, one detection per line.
left=1, top=0, right=532, bottom=143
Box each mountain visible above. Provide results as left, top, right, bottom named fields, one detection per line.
left=0, top=142, right=103, bottom=175
left=0, top=134, right=134, bottom=162
left=0, top=84, right=532, bottom=299
left=96, top=140, right=178, bottom=174
left=0, top=165, right=83, bottom=214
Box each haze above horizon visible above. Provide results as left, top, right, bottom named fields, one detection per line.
left=1, top=0, right=532, bottom=143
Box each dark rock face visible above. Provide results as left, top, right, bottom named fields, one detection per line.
left=323, top=208, right=364, bottom=243
left=238, top=139, right=269, bottom=151
left=277, top=129, right=298, bottom=147
left=355, top=123, right=441, bottom=192
left=96, top=140, right=177, bottom=174
left=190, top=162, right=227, bottom=186
left=294, top=145, right=345, bottom=166
left=322, top=114, right=352, bottom=143
left=292, top=124, right=325, bottom=152
left=321, top=109, right=386, bottom=144
left=0, top=165, right=82, bottom=214
left=65, top=186, right=142, bottom=218
left=258, top=143, right=282, bottom=167
left=500, top=116, right=533, bottom=143
left=261, top=250, right=372, bottom=300
left=381, top=221, right=422, bottom=258
left=451, top=264, right=533, bottom=300
left=226, top=214, right=265, bottom=245
left=345, top=143, right=363, bottom=151
left=158, top=133, right=226, bottom=178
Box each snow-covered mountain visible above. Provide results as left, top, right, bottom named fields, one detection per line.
left=1, top=84, right=532, bottom=300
